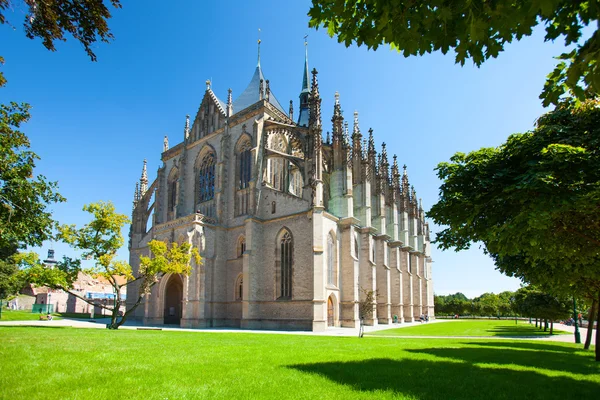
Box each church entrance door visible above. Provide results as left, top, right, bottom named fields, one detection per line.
left=164, top=274, right=183, bottom=325
left=327, top=296, right=334, bottom=327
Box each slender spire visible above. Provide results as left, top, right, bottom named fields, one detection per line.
left=257, top=28, right=261, bottom=66
left=139, top=159, right=148, bottom=197
left=184, top=114, right=190, bottom=140
left=227, top=88, right=233, bottom=117
left=302, top=35, right=310, bottom=93
left=392, top=155, right=400, bottom=187
left=332, top=91, right=344, bottom=145
left=289, top=100, right=294, bottom=120
left=133, top=181, right=140, bottom=205
left=309, top=68, right=321, bottom=130
left=326, top=131, right=330, bottom=144
left=381, top=143, right=389, bottom=180
left=343, top=121, right=350, bottom=148
left=298, top=36, right=310, bottom=126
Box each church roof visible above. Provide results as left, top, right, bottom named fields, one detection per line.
left=207, top=88, right=227, bottom=116
left=233, top=64, right=287, bottom=115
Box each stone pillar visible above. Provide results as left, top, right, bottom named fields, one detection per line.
left=376, top=237, right=391, bottom=324
left=389, top=245, right=403, bottom=323
left=401, top=249, right=414, bottom=322
left=312, top=209, right=327, bottom=332
left=358, top=229, right=377, bottom=325
left=340, top=223, right=359, bottom=328
left=241, top=218, right=263, bottom=329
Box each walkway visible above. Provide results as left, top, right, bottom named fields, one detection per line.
left=0, top=317, right=594, bottom=344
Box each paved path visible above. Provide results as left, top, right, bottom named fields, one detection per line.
left=0, top=317, right=594, bottom=344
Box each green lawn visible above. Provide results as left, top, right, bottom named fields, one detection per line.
left=0, top=327, right=597, bottom=400
left=369, top=320, right=569, bottom=337
left=0, top=309, right=61, bottom=321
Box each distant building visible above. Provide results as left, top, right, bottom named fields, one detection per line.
left=128, top=45, right=434, bottom=331
left=23, top=249, right=126, bottom=315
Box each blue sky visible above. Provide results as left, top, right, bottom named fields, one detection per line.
left=1, top=1, right=573, bottom=298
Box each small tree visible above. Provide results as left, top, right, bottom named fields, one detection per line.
left=358, top=288, right=378, bottom=338
left=22, top=201, right=201, bottom=329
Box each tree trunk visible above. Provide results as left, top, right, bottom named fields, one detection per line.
left=535, top=318, right=538, bottom=327
left=588, top=292, right=600, bottom=361
left=584, top=298, right=598, bottom=350
left=550, top=321, right=554, bottom=334
left=544, top=319, right=548, bottom=332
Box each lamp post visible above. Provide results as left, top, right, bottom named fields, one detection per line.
left=573, top=296, right=581, bottom=344
left=48, top=292, right=52, bottom=314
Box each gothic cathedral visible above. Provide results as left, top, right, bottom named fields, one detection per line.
left=128, top=48, right=434, bottom=331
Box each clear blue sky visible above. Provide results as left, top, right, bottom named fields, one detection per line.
left=1, top=1, right=573, bottom=299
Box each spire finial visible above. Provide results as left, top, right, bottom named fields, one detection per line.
left=352, top=111, right=360, bottom=138
left=368, top=128, right=375, bottom=155
left=184, top=114, right=190, bottom=139
left=140, top=159, right=148, bottom=197
left=205, top=79, right=211, bottom=90
left=227, top=88, right=233, bottom=117
left=163, top=135, right=169, bottom=152
left=289, top=100, right=294, bottom=120
left=257, top=28, right=262, bottom=66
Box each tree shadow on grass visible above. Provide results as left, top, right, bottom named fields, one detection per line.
left=406, top=346, right=599, bottom=375
left=485, top=325, right=566, bottom=337
left=287, top=357, right=599, bottom=400
left=463, top=341, right=583, bottom=354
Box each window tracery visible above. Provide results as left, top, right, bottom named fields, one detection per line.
left=198, top=152, right=215, bottom=203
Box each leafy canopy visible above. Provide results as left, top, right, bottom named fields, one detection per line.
left=309, top=0, right=600, bottom=105
left=428, top=99, right=600, bottom=280
left=21, top=201, right=201, bottom=329
left=0, top=102, right=65, bottom=253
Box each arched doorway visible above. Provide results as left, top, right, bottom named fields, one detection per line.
left=164, top=274, right=183, bottom=325
left=327, top=296, right=335, bottom=327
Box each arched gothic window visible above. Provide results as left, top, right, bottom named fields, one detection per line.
left=198, top=152, right=215, bottom=203
left=235, top=274, right=243, bottom=301
left=280, top=231, right=293, bottom=299
left=167, top=168, right=179, bottom=219
left=238, top=142, right=251, bottom=189
left=289, top=167, right=303, bottom=197
left=237, top=236, right=246, bottom=258
left=327, top=233, right=335, bottom=285
left=268, top=157, right=286, bottom=191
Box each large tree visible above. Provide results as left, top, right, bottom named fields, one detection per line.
left=0, top=102, right=65, bottom=305
left=0, top=0, right=121, bottom=302
left=22, top=201, right=201, bottom=329
left=308, top=0, right=599, bottom=105
left=428, top=99, right=600, bottom=359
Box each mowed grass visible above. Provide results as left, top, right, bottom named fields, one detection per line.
left=0, top=310, right=62, bottom=321
left=369, top=319, right=569, bottom=337
left=0, top=327, right=598, bottom=400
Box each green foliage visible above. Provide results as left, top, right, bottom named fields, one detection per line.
left=0, top=101, right=64, bottom=299
left=514, top=286, right=571, bottom=322
left=0, top=0, right=122, bottom=62
left=0, top=102, right=65, bottom=253
left=428, top=100, right=600, bottom=287
left=309, top=0, right=600, bottom=105
left=20, top=201, right=201, bottom=329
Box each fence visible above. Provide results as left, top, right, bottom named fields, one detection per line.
left=32, top=304, right=54, bottom=314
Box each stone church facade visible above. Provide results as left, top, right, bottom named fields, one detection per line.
left=127, top=49, right=434, bottom=331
